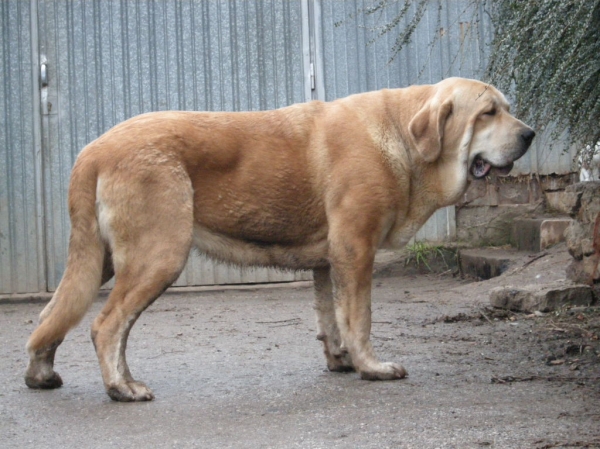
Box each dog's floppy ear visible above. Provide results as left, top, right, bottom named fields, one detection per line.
left=408, top=98, right=453, bottom=162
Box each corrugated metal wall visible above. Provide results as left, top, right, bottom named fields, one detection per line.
left=319, top=0, right=491, bottom=99
left=37, top=0, right=309, bottom=290
left=0, top=1, right=45, bottom=294
left=0, top=0, right=577, bottom=294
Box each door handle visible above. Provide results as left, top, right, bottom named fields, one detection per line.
left=40, top=62, right=48, bottom=87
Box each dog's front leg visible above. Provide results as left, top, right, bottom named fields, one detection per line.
left=329, top=236, right=407, bottom=381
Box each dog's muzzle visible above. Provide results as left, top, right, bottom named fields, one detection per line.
left=471, top=127, right=536, bottom=178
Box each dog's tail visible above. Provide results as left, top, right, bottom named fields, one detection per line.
left=26, top=153, right=109, bottom=354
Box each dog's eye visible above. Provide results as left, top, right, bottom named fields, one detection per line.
left=484, top=108, right=497, bottom=116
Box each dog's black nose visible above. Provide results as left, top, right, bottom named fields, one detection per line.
left=522, top=129, right=535, bottom=147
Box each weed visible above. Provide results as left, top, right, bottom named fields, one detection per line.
left=404, top=241, right=450, bottom=272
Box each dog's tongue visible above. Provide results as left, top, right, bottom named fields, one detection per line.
left=472, top=158, right=491, bottom=178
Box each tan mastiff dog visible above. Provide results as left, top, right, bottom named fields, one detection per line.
left=25, top=77, right=534, bottom=401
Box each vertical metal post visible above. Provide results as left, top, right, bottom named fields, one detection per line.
left=301, top=0, right=325, bottom=102
left=311, top=0, right=325, bottom=101
left=301, top=0, right=312, bottom=102
left=30, top=0, right=48, bottom=292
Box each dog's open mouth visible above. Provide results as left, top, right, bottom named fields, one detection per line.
left=471, top=156, right=514, bottom=178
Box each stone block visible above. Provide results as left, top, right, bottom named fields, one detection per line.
left=577, top=184, right=600, bottom=223
left=490, top=282, right=596, bottom=312
left=456, top=204, right=543, bottom=247
left=566, top=256, right=600, bottom=284
left=539, top=174, right=579, bottom=192
left=540, top=218, right=573, bottom=250
left=564, top=181, right=600, bottom=221
left=497, top=179, right=539, bottom=205
left=545, top=190, right=580, bottom=215
left=459, top=248, right=521, bottom=280
left=458, top=176, right=544, bottom=208
left=512, top=217, right=572, bottom=252
left=459, top=179, right=489, bottom=206
left=565, top=221, right=595, bottom=260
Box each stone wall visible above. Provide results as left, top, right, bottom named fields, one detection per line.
left=456, top=174, right=577, bottom=246
left=557, top=182, right=600, bottom=285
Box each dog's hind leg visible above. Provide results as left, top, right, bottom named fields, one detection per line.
left=91, top=170, right=193, bottom=402
left=313, top=266, right=354, bottom=372
left=91, top=259, right=187, bottom=402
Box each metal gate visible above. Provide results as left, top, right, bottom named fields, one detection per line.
left=36, top=0, right=310, bottom=290
left=0, top=0, right=46, bottom=294
left=2, top=0, right=491, bottom=294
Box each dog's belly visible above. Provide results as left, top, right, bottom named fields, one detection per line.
left=192, top=225, right=329, bottom=270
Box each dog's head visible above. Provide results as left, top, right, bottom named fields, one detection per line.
left=408, top=78, right=534, bottom=181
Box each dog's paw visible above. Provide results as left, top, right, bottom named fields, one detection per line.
left=106, top=381, right=155, bottom=402
left=359, top=362, right=407, bottom=381
left=327, top=353, right=355, bottom=372
left=25, top=371, right=63, bottom=390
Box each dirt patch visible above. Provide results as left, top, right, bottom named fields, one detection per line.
left=531, top=306, right=600, bottom=378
